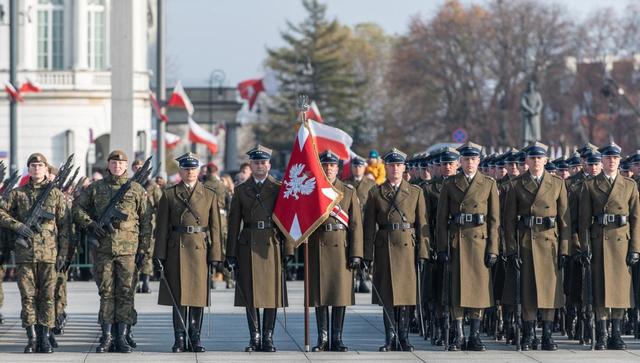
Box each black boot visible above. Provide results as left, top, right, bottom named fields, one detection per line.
left=172, top=307, right=187, bottom=353
left=358, top=278, right=370, bottom=293
left=331, top=306, right=348, bottom=352
left=24, top=325, right=37, bottom=353
left=608, top=319, right=627, bottom=350
left=0, top=312, right=4, bottom=324
left=398, top=306, right=414, bottom=352
left=312, top=307, right=329, bottom=352
left=466, top=319, right=486, bottom=351
left=541, top=320, right=557, bottom=351
left=37, top=325, right=53, bottom=353
left=379, top=308, right=397, bottom=352
left=188, top=307, right=205, bottom=352
left=261, top=308, right=277, bottom=352
left=48, top=329, right=58, bottom=349
left=125, top=324, right=137, bottom=348
left=595, top=320, right=607, bottom=350
left=449, top=319, right=465, bottom=351
left=141, top=274, right=151, bottom=293
left=532, top=321, right=539, bottom=350
left=521, top=321, right=534, bottom=351
left=115, top=323, right=133, bottom=353
left=245, top=308, right=261, bottom=352
left=95, top=323, right=112, bottom=353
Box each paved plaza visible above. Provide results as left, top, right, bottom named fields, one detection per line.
left=0, top=280, right=639, bottom=362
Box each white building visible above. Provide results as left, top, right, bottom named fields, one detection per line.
left=0, top=0, right=154, bottom=175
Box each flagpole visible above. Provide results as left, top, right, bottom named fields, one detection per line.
left=297, top=93, right=311, bottom=352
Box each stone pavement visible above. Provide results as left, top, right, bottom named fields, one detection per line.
left=0, top=280, right=639, bottom=362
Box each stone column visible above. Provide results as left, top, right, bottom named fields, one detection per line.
left=73, top=0, right=88, bottom=69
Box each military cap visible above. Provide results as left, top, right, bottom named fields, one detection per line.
left=598, top=141, right=622, bottom=156
left=439, top=147, right=460, bottom=162
left=586, top=151, right=602, bottom=164
left=567, top=152, right=581, bottom=167
left=487, top=154, right=498, bottom=167
left=620, top=159, right=631, bottom=171
left=108, top=149, right=128, bottom=162
left=525, top=141, right=548, bottom=157
left=457, top=141, right=482, bottom=157
left=515, top=150, right=526, bottom=164
left=351, top=156, right=366, bottom=166
left=495, top=154, right=507, bottom=167
left=319, top=149, right=340, bottom=164
left=27, top=153, right=48, bottom=166
left=553, top=156, right=569, bottom=170
left=246, top=145, right=272, bottom=160
left=431, top=150, right=443, bottom=165
left=544, top=162, right=557, bottom=171
left=419, top=153, right=430, bottom=168
left=383, top=148, right=407, bottom=164
left=132, top=159, right=144, bottom=167
left=504, top=148, right=519, bottom=163
left=629, top=150, right=640, bottom=164
left=175, top=152, right=200, bottom=169
left=578, top=142, right=598, bottom=158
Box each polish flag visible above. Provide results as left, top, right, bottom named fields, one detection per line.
left=306, top=101, right=323, bottom=123
left=188, top=117, right=218, bottom=154
left=18, top=166, right=30, bottom=187
left=19, top=78, right=42, bottom=94
left=308, top=120, right=353, bottom=161
left=151, top=130, right=181, bottom=149
left=167, top=81, right=194, bottom=115
left=4, top=82, right=23, bottom=102
left=149, top=90, right=168, bottom=122
left=237, top=78, right=264, bottom=111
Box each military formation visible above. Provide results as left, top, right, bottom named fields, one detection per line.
left=1, top=139, right=639, bottom=354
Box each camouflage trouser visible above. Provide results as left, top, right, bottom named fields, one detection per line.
left=16, top=263, right=56, bottom=328
left=0, top=265, right=4, bottom=309
left=95, top=254, right=135, bottom=324
left=128, top=267, right=140, bottom=326
left=54, top=270, right=68, bottom=318
left=141, top=240, right=154, bottom=275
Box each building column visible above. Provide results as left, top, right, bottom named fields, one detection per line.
left=73, top=0, right=88, bottom=69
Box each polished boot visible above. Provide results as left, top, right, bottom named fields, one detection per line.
left=125, top=324, right=137, bottom=348
left=172, top=307, right=187, bottom=353
left=95, top=323, right=112, bottom=353
left=37, top=325, right=53, bottom=353
left=24, top=326, right=37, bottom=353
left=520, top=321, right=534, bottom=351
left=398, top=306, right=414, bottom=352
left=331, top=306, right=348, bottom=352
left=141, top=274, right=151, bottom=293
left=312, top=307, right=329, bottom=352
left=115, top=323, right=133, bottom=353
left=379, top=308, right=397, bottom=352
left=261, top=308, right=277, bottom=352
left=245, top=308, right=261, bottom=352
left=466, top=319, right=486, bottom=351
left=541, top=320, right=557, bottom=351
left=532, top=321, right=540, bottom=350
left=608, top=319, right=627, bottom=350
left=188, top=307, right=205, bottom=352
left=449, top=319, right=465, bottom=351
left=434, top=318, right=445, bottom=346
left=595, top=320, right=607, bottom=350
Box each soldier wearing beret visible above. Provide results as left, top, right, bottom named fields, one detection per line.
left=225, top=145, right=295, bottom=352
left=0, top=153, right=70, bottom=353
left=578, top=142, right=640, bottom=350
left=73, top=150, right=151, bottom=353
left=154, top=153, right=222, bottom=353
left=363, top=148, right=429, bottom=352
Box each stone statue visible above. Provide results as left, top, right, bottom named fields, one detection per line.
left=520, top=79, right=543, bottom=145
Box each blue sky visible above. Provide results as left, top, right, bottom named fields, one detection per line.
left=166, top=0, right=629, bottom=87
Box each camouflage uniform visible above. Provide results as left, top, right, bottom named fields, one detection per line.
left=140, top=179, right=162, bottom=275
left=203, top=175, right=231, bottom=287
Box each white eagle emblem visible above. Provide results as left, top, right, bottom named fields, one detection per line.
left=283, top=163, right=316, bottom=200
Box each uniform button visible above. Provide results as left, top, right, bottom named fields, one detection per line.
left=181, top=244, right=184, bottom=248
left=334, top=244, right=338, bottom=247
left=404, top=243, right=408, bottom=246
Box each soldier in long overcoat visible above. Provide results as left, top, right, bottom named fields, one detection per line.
left=363, top=148, right=429, bottom=352
left=154, top=153, right=222, bottom=352
left=308, top=150, right=363, bottom=352
left=579, top=142, right=640, bottom=350
left=504, top=142, right=570, bottom=351
left=437, top=142, right=500, bottom=351
left=225, top=145, right=295, bottom=352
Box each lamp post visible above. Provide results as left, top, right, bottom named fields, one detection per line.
left=209, top=69, right=225, bottom=163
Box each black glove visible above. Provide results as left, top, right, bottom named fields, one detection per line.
left=361, top=259, right=372, bottom=272
left=579, top=250, right=592, bottom=266
left=437, top=252, right=449, bottom=264
left=507, top=253, right=522, bottom=271
left=348, top=257, right=361, bottom=270
left=626, top=251, right=640, bottom=266
left=88, top=221, right=106, bottom=239
left=428, top=246, right=437, bottom=264
left=484, top=253, right=498, bottom=268
left=16, top=223, right=34, bottom=240
left=153, top=258, right=165, bottom=274
left=283, top=255, right=294, bottom=267
left=557, top=254, right=569, bottom=269
left=416, top=258, right=426, bottom=271
left=224, top=256, right=238, bottom=272
left=135, top=252, right=146, bottom=270
left=55, top=255, right=66, bottom=272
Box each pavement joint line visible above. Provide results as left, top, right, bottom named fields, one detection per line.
left=276, top=314, right=309, bottom=360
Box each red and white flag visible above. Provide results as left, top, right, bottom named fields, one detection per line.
left=309, top=120, right=353, bottom=161
left=273, top=119, right=342, bottom=246
left=4, top=82, right=23, bottom=102
left=149, top=91, right=168, bottom=122
left=151, top=130, right=181, bottom=149
left=237, top=78, right=264, bottom=111
left=188, top=117, right=218, bottom=154
left=167, top=80, right=194, bottom=115
left=19, top=78, right=42, bottom=94
left=306, top=101, right=323, bottom=123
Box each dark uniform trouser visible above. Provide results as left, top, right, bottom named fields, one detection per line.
left=16, top=262, right=56, bottom=328
left=595, top=307, right=625, bottom=321
left=0, top=265, right=4, bottom=310
left=54, top=270, right=68, bottom=318
left=95, top=255, right=135, bottom=324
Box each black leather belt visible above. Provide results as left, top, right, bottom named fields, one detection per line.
left=245, top=221, right=273, bottom=230
left=593, top=214, right=627, bottom=226
left=322, top=223, right=346, bottom=232
left=450, top=213, right=485, bottom=226
left=379, top=223, right=413, bottom=231
left=172, top=226, right=209, bottom=234
left=519, top=215, right=556, bottom=228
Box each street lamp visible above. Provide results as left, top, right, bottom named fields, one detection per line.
left=208, top=69, right=226, bottom=162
